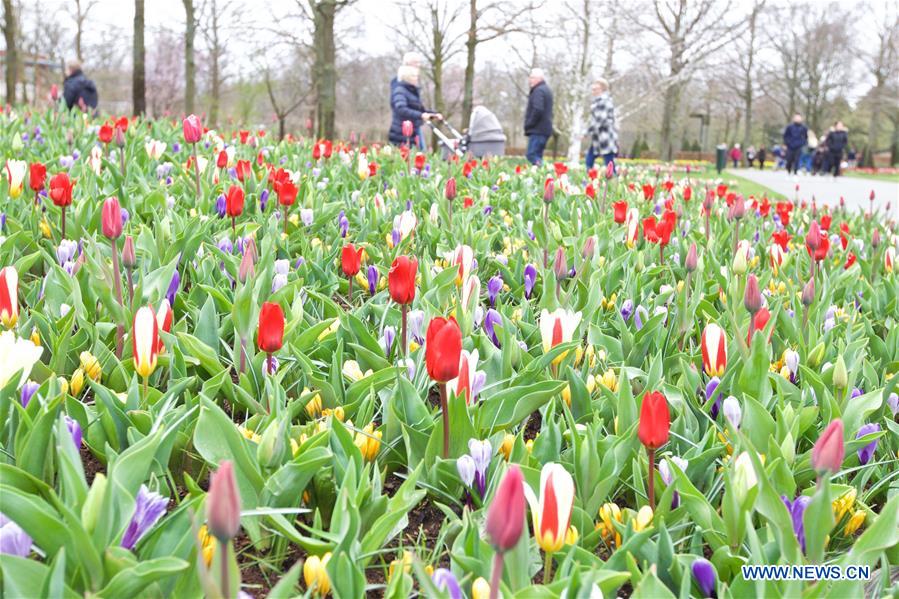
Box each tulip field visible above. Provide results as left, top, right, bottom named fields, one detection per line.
left=2, top=108, right=899, bottom=599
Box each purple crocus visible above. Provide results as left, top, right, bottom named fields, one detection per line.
left=259, top=189, right=269, bottom=211
left=855, top=423, right=879, bottom=465
left=65, top=416, right=82, bottom=448
left=659, top=456, right=686, bottom=509
left=172, top=142, right=181, bottom=153
left=431, top=568, right=462, bottom=599
left=0, top=513, right=32, bottom=557
left=634, top=305, right=649, bottom=330
left=620, top=299, right=634, bottom=322
left=20, top=381, right=39, bottom=407
left=57, top=239, right=78, bottom=264
left=391, top=228, right=401, bottom=247
left=457, top=455, right=475, bottom=487
left=888, top=393, right=899, bottom=417
left=523, top=264, right=537, bottom=299
left=271, top=273, right=287, bottom=293
left=782, top=495, right=811, bottom=553
left=381, top=326, right=395, bottom=357
left=483, top=205, right=493, bottom=215
left=120, top=208, right=130, bottom=227
left=407, top=309, right=425, bottom=344
left=120, top=485, right=168, bottom=550
left=691, top=558, right=717, bottom=598
left=487, top=275, right=503, bottom=307
left=215, top=194, right=226, bottom=218
left=468, top=439, right=491, bottom=498
left=367, top=265, right=379, bottom=295
left=706, top=377, right=722, bottom=419
left=338, top=210, right=349, bottom=238
left=166, top=270, right=180, bottom=306
left=262, top=355, right=279, bottom=375
left=217, top=237, right=233, bottom=254
left=483, top=308, right=502, bottom=348
left=850, top=387, right=863, bottom=400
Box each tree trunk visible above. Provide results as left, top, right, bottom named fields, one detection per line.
left=183, top=0, right=196, bottom=115
left=75, top=0, right=84, bottom=61
left=208, top=0, right=221, bottom=126
left=660, top=81, right=682, bottom=162
left=2, top=0, right=16, bottom=105
left=741, top=6, right=758, bottom=153
left=461, top=0, right=477, bottom=129
left=313, top=1, right=338, bottom=140
left=132, top=0, right=146, bottom=115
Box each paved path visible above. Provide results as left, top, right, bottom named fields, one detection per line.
left=731, top=169, right=899, bottom=219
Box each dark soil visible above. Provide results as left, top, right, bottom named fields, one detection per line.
left=80, top=443, right=106, bottom=486
left=618, top=581, right=634, bottom=597
left=234, top=533, right=306, bottom=598
left=523, top=409, right=542, bottom=440
left=426, top=385, right=441, bottom=409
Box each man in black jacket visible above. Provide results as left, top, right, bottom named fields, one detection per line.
left=824, top=122, right=849, bottom=177
left=62, top=59, right=98, bottom=112
left=782, top=114, right=807, bottom=175
left=523, top=68, right=553, bottom=165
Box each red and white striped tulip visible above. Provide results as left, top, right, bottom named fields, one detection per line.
left=539, top=308, right=582, bottom=365
left=132, top=306, right=159, bottom=378
left=155, top=299, right=173, bottom=353
left=0, top=266, right=18, bottom=328
left=451, top=244, right=474, bottom=285
left=624, top=208, right=640, bottom=248
left=449, top=348, right=485, bottom=404
left=885, top=247, right=895, bottom=274
left=524, top=463, right=575, bottom=553
left=700, top=323, right=727, bottom=377
left=768, top=244, right=785, bottom=275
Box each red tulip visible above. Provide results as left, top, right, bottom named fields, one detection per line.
left=101, top=196, right=123, bottom=239
left=388, top=256, right=417, bottom=305
left=612, top=201, right=628, bottom=224
left=414, top=153, right=426, bottom=171
left=638, top=391, right=670, bottom=449
left=216, top=150, right=228, bottom=169
left=235, top=159, right=251, bottom=182
left=716, top=184, right=727, bottom=198
left=257, top=302, right=285, bottom=353
left=744, top=274, right=762, bottom=314
left=49, top=172, right=74, bottom=207
left=811, top=419, right=844, bottom=473
left=543, top=178, right=554, bottom=203
left=771, top=230, right=791, bottom=251
left=182, top=114, right=202, bottom=144
left=29, top=162, right=46, bottom=192
left=843, top=252, right=856, bottom=270
left=683, top=186, right=692, bottom=201
left=806, top=221, right=821, bottom=252
left=276, top=180, right=298, bottom=206
left=225, top=185, right=244, bottom=217
left=486, top=465, right=526, bottom=551
left=115, top=116, right=129, bottom=132
left=98, top=123, right=113, bottom=144
left=207, top=460, right=242, bottom=541
left=401, top=120, right=414, bottom=138
left=585, top=183, right=595, bottom=199
left=445, top=177, right=457, bottom=201
left=820, top=214, right=832, bottom=230
left=642, top=184, right=655, bottom=201
left=425, top=317, right=462, bottom=383
left=341, top=244, right=364, bottom=277
left=747, top=307, right=771, bottom=345
left=642, top=216, right=658, bottom=243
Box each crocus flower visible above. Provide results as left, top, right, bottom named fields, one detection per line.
left=408, top=309, right=425, bottom=343
left=207, top=460, right=241, bottom=541
left=303, top=553, right=332, bottom=595
left=121, top=485, right=168, bottom=550
left=432, top=568, right=462, bottom=599
left=620, top=299, right=634, bottom=322
left=367, top=265, right=379, bottom=295
left=20, top=380, right=38, bottom=407
left=381, top=326, right=395, bottom=357
left=0, top=266, right=19, bottom=328
left=539, top=308, right=582, bottom=365
left=300, top=208, right=313, bottom=226
left=425, top=317, right=462, bottom=383
left=634, top=305, right=648, bottom=330
left=65, top=415, right=81, bottom=448
left=524, top=463, right=575, bottom=553
left=215, top=194, right=226, bottom=218
left=888, top=393, right=899, bottom=417
left=487, top=275, right=503, bottom=307
left=722, top=396, right=741, bottom=428
left=705, top=377, right=722, bottom=419
left=855, top=423, right=879, bottom=465
left=166, top=270, right=180, bottom=306
left=457, top=454, right=476, bottom=487
left=691, top=558, right=717, bottom=598
left=132, top=306, right=159, bottom=379
left=812, top=419, right=844, bottom=474
left=659, top=456, right=687, bottom=509
left=0, top=513, right=31, bottom=557
left=523, top=264, right=537, bottom=299
left=57, top=239, right=78, bottom=264
left=483, top=308, right=502, bottom=348
left=468, top=439, right=492, bottom=497
left=782, top=495, right=811, bottom=553
left=257, top=302, right=285, bottom=354
left=701, top=323, right=727, bottom=376
left=338, top=210, right=349, bottom=237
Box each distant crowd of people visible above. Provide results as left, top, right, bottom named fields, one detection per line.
left=726, top=113, right=854, bottom=177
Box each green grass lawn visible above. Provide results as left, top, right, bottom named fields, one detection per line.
left=668, top=167, right=787, bottom=200
left=842, top=171, right=899, bottom=183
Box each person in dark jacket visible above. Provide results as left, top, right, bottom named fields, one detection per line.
left=62, top=59, right=98, bottom=111
left=824, top=121, right=849, bottom=176
left=388, top=66, right=440, bottom=147
left=389, top=52, right=423, bottom=145
left=782, top=114, right=807, bottom=175
left=523, top=68, right=553, bottom=165
left=757, top=146, right=767, bottom=169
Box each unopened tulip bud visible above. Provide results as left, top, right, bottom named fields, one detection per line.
left=485, top=465, right=525, bottom=551
left=811, top=419, right=844, bottom=473
left=806, top=221, right=821, bottom=251
left=81, top=473, right=107, bottom=534
left=543, top=178, right=554, bottom=203
left=115, top=126, right=126, bottom=148
left=743, top=274, right=762, bottom=314
left=871, top=228, right=880, bottom=249
left=732, top=196, right=745, bottom=220
left=207, top=460, right=241, bottom=541
left=445, top=177, right=456, bottom=201
left=238, top=251, right=254, bottom=283
left=833, top=355, right=848, bottom=390
left=582, top=235, right=597, bottom=260
left=801, top=278, right=815, bottom=306
left=685, top=242, right=698, bottom=272
left=122, top=236, right=136, bottom=267
left=553, top=247, right=567, bottom=280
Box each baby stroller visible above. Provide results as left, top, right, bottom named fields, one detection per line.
left=427, top=106, right=507, bottom=159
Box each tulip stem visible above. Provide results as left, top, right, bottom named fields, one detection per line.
left=192, top=142, right=201, bottom=201
left=401, top=303, right=407, bottom=357
left=238, top=337, right=246, bottom=374
left=111, top=237, right=125, bottom=358
left=142, top=375, right=148, bottom=404
left=542, top=551, right=553, bottom=584
left=283, top=206, right=289, bottom=238
left=348, top=276, right=353, bottom=304
left=647, top=447, right=656, bottom=511
left=231, top=216, right=236, bottom=239
left=127, top=266, right=134, bottom=307
left=220, top=540, right=230, bottom=598
left=489, top=551, right=504, bottom=599
left=61, top=205, right=66, bottom=239
left=440, top=382, right=449, bottom=458
left=267, top=353, right=274, bottom=375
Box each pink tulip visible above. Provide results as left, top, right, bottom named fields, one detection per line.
left=811, top=419, right=844, bottom=474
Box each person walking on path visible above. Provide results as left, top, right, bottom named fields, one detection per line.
left=729, top=144, right=742, bottom=168
left=757, top=146, right=767, bottom=169
left=390, top=52, right=424, bottom=148
left=585, top=78, right=618, bottom=169
left=62, top=59, right=98, bottom=112
left=388, top=66, right=441, bottom=148
left=824, top=122, right=849, bottom=177
left=523, top=68, right=553, bottom=165
left=783, top=114, right=807, bottom=175
left=801, top=129, right=817, bottom=173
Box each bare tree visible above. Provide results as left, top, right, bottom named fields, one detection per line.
left=626, top=0, right=744, bottom=161
left=259, top=45, right=313, bottom=140
left=738, top=1, right=764, bottom=152
left=860, top=2, right=898, bottom=166
left=71, top=0, right=98, bottom=63
left=133, top=0, right=146, bottom=115
left=198, top=0, right=237, bottom=126
left=183, top=0, right=196, bottom=114
left=3, top=0, right=16, bottom=104
left=146, top=28, right=184, bottom=116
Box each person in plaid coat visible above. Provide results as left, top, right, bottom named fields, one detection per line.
left=585, top=78, right=618, bottom=169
